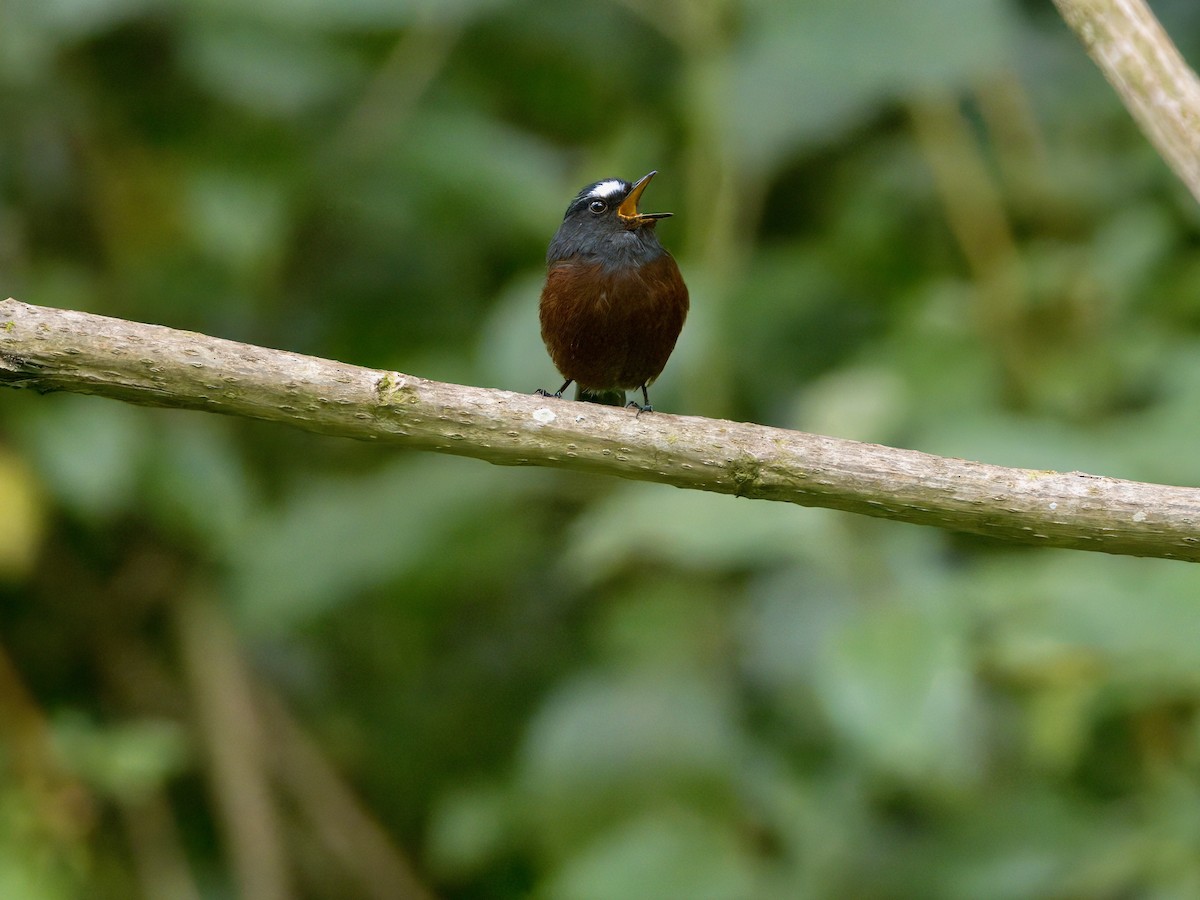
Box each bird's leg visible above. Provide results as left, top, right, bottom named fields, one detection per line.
left=626, top=384, right=653, bottom=415
left=535, top=379, right=572, bottom=399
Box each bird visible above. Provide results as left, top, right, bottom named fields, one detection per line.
left=537, top=170, right=689, bottom=411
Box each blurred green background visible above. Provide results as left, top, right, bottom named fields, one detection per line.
left=4, top=0, right=1200, bottom=897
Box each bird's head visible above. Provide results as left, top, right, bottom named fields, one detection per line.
left=548, top=171, right=673, bottom=265
left=565, top=171, right=672, bottom=229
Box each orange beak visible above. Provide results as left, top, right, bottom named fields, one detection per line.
left=617, top=171, right=673, bottom=225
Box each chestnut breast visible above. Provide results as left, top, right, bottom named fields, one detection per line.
left=539, top=253, right=689, bottom=392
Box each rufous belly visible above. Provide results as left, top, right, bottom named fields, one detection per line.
left=539, top=254, right=689, bottom=392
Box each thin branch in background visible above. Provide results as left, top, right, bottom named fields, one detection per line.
left=331, top=13, right=464, bottom=161
left=176, top=594, right=293, bottom=900
left=256, top=688, right=436, bottom=900
left=909, top=92, right=1026, bottom=360
left=120, top=791, right=204, bottom=900
left=3, top=298, right=1199, bottom=561
left=0, top=638, right=94, bottom=846
left=973, top=72, right=1051, bottom=207
left=99, top=609, right=435, bottom=899
left=1052, top=0, right=1200, bottom=205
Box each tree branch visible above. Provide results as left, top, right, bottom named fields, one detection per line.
left=2, top=298, right=1199, bottom=561
left=1052, top=0, right=1200, bottom=204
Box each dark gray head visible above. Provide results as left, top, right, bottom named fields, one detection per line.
left=546, top=171, right=674, bottom=270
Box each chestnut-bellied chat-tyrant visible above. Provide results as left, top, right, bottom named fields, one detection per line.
left=537, top=171, right=689, bottom=411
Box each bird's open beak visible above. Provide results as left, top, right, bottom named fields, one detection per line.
left=618, top=171, right=673, bottom=225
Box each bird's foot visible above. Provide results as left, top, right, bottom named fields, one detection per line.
left=626, top=400, right=653, bottom=417
left=535, top=379, right=572, bottom=399
left=628, top=384, right=653, bottom=416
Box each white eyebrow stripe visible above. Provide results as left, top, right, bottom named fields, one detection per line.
left=588, top=180, right=627, bottom=199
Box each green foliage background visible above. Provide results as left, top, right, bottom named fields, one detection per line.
left=4, top=0, right=1200, bottom=897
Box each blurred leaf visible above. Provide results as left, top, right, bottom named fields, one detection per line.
left=183, top=169, right=289, bottom=274
left=794, top=363, right=909, bottom=442
left=0, top=448, right=45, bottom=579
left=145, top=414, right=255, bottom=548
left=541, top=809, right=761, bottom=900
left=1088, top=203, right=1176, bottom=301
left=1118, top=340, right=1200, bottom=486
left=191, top=0, right=503, bottom=30
left=738, top=750, right=873, bottom=898
left=729, top=0, right=1015, bottom=168
left=916, top=409, right=1134, bottom=477
left=181, top=26, right=361, bottom=116
left=228, top=455, right=527, bottom=632
left=595, top=579, right=729, bottom=672
left=52, top=712, right=189, bottom=802
left=23, top=0, right=154, bottom=40
left=425, top=781, right=513, bottom=879
left=17, top=396, right=151, bottom=521
left=883, top=789, right=1135, bottom=900
left=966, top=553, right=1200, bottom=696
left=1, top=0, right=152, bottom=82
left=737, top=566, right=857, bottom=728
left=518, top=673, right=740, bottom=850
left=1025, top=680, right=1096, bottom=773
left=0, top=850, right=75, bottom=900
left=564, top=483, right=839, bottom=584
left=386, top=108, right=567, bottom=236
left=476, top=270, right=555, bottom=393
left=813, top=603, right=981, bottom=787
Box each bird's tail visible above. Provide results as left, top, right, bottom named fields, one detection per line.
left=575, top=385, right=626, bottom=407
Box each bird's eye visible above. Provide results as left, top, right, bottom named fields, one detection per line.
left=588, top=199, right=607, bottom=214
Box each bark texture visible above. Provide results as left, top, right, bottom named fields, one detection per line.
left=1052, top=0, right=1200, bottom=203
left=3, top=299, right=1199, bottom=561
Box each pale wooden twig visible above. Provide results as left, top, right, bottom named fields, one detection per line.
left=1052, top=0, right=1200, bottom=204
left=3, top=298, right=1199, bottom=561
